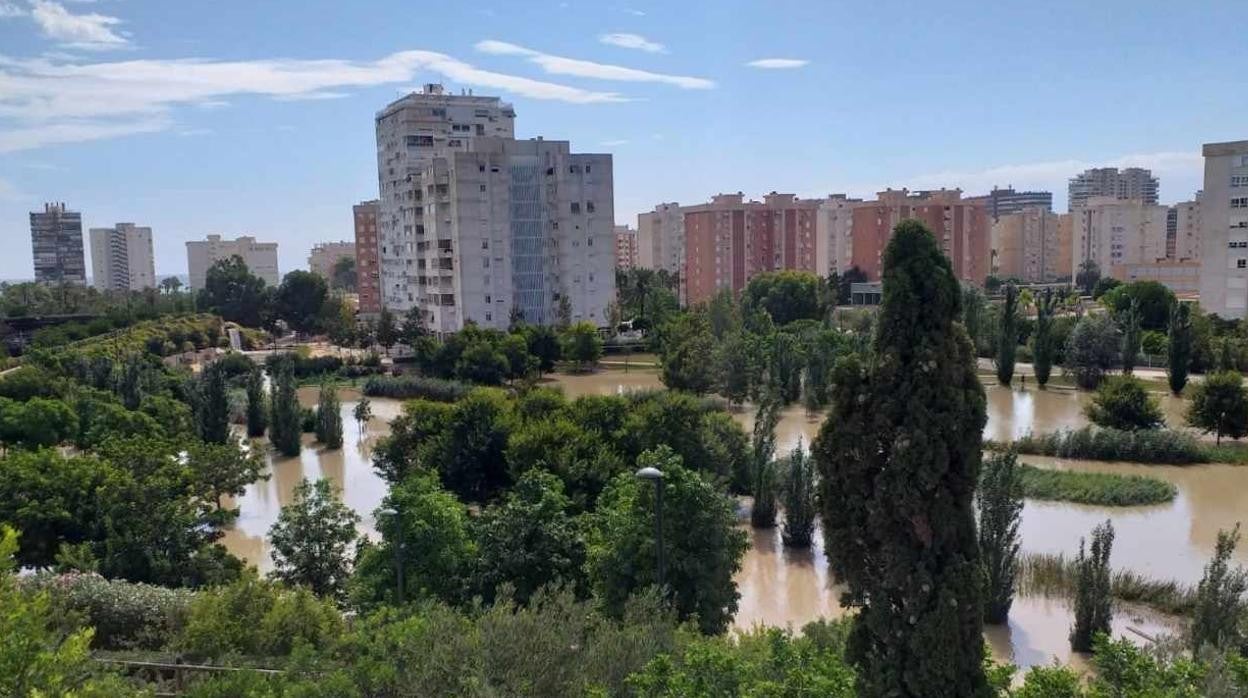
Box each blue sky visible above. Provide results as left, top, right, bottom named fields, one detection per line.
left=0, top=0, right=1243, bottom=281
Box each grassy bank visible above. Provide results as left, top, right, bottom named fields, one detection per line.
left=1018, top=552, right=1196, bottom=617
left=1018, top=463, right=1176, bottom=506
left=999, top=427, right=1209, bottom=464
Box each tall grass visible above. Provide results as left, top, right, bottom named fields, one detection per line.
left=1018, top=552, right=1196, bottom=617
left=361, top=375, right=470, bottom=402
left=1004, top=427, right=1209, bottom=464
left=1017, top=463, right=1176, bottom=506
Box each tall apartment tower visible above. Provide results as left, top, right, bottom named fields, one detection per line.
left=991, top=208, right=1062, bottom=282
left=354, top=200, right=382, bottom=315
left=850, top=189, right=991, bottom=285
left=1071, top=197, right=1168, bottom=280
left=1068, top=167, right=1159, bottom=211
left=30, top=203, right=86, bottom=285
left=814, top=195, right=862, bottom=276
left=682, top=192, right=820, bottom=305
left=375, top=84, right=516, bottom=314
left=636, top=202, right=684, bottom=274
left=1198, top=141, right=1248, bottom=318
left=186, top=235, right=280, bottom=289
left=1170, top=195, right=1202, bottom=262
left=89, top=223, right=156, bottom=291
left=614, top=225, right=638, bottom=270
left=967, top=186, right=1053, bottom=221
left=308, top=242, right=356, bottom=280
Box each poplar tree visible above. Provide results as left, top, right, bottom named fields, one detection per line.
left=245, top=366, right=267, bottom=438
left=996, top=284, right=1018, bottom=387
left=977, top=450, right=1023, bottom=624
left=196, top=360, right=230, bottom=445
left=315, top=382, right=343, bottom=449
left=1167, top=302, right=1192, bottom=395
left=814, top=220, right=989, bottom=696
left=1070, top=520, right=1115, bottom=653
left=1032, top=289, right=1057, bottom=388
left=269, top=367, right=302, bottom=457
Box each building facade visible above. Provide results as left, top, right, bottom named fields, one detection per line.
left=186, top=235, right=280, bottom=289
left=1170, top=196, right=1202, bottom=262
left=1071, top=197, right=1168, bottom=281
left=636, top=202, right=685, bottom=275
left=89, top=223, right=155, bottom=292
left=1068, top=167, right=1159, bottom=211
left=967, top=186, right=1053, bottom=220
left=814, top=194, right=862, bottom=276
left=1056, top=213, right=1074, bottom=281
left=354, top=200, right=382, bottom=315
left=1198, top=141, right=1248, bottom=319
left=850, top=189, right=991, bottom=285
left=375, top=84, right=516, bottom=314
left=614, top=225, right=638, bottom=270
left=308, top=241, right=356, bottom=281
left=30, top=203, right=86, bottom=285
left=992, top=207, right=1063, bottom=282
left=683, top=192, right=820, bottom=305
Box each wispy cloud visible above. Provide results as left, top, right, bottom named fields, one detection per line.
left=0, top=176, right=22, bottom=200
left=476, top=39, right=714, bottom=89
left=0, top=49, right=626, bottom=152
left=0, top=1, right=26, bottom=18
left=30, top=0, right=129, bottom=50
left=745, top=58, right=808, bottom=69
left=601, top=139, right=629, bottom=146
left=599, top=32, right=665, bottom=53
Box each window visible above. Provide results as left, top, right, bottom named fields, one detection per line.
left=482, top=239, right=489, bottom=249
left=586, top=201, right=595, bottom=213
left=485, top=294, right=492, bottom=303
left=486, top=312, right=492, bottom=322
left=1233, top=197, right=1248, bottom=209
left=479, top=184, right=486, bottom=192
left=1239, top=260, right=1247, bottom=269
left=585, top=165, right=591, bottom=173
left=570, top=202, right=580, bottom=214
left=483, top=258, right=490, bottom=268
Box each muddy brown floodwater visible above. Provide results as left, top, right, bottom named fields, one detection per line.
left=221, top=373, right=1238, bottom=671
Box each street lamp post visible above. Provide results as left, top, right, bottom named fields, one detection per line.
left=635, top=466, right=665, bottom=590
left=377, top=506, right=404, bottom=604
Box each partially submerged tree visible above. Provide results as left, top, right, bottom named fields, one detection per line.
left=1032, top=289, right=1058, bottom=388
left=1187, top=371, right=1248, bottom=445
left=997, top=284, right=1018, bottom=387
left=1070, top=520, right=1114, bottom=653
left=268, top=478, right=359, bottom=600
left=780, top=442, right=816, bottom=547
left=977, top=450, right=1024, bottom=624
left=1167, top=302, right=1193, bottom=395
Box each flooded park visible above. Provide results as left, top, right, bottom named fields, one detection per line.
left=221, top=370, right=1246, bottom=670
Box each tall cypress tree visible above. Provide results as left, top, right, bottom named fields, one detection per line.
left=1119, top=297, right=1142, bottom=375
left=749, top=396, right=781, bottom=528
left=196, top=360, right=230, bottom=445
left=978, top=450, right=1023, bottom=624
left=269, top=367, right=302, bottom=457
left=1032, top=289, right=1057, bottom=388
left=996, top=284, right=1018, bottom=387
left=315, top=382, right=343, bottom=449
left=814, top=220, right=988, bottom=697
left=1167, top=302, right=1192, bottom=395
left=245, top=366, right=267, bottom=437
left=1070, top=520, right=1115, bottom=653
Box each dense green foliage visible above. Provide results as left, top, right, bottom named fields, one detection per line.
left=268, top=367, right=302, bottom=457
left=1017, top=463, right=1176, bottom=506
left=1065, top=313, right=1120, bottom=389
left=244, top=365, right=267, bottom=437
left=562, top=321, right=604, bottom=370
left=1084, top=375, right=1164, bottom=431
left=361, top=374, right=470, bottom=401
left=1032, top=289, right=1058, bottom=388
left=1006, top=426, right=1208, bottom=464
left=1070, top=521, right=1114, bottom=653
left=815, top=220, right=989, bottom=696
left=741, top=270, right=825, bottom=326
left=1168, top=302, right=1194, bottom=394
left=977, top=451, right=1023, bottom=624
left=1190, top=525, right=1248, bottom=655
left=660, top=313, right=716, bottom=393
left=268, top=478, right=359, bottom=600
left=314, top=381, right=343, bottom=448
left=197, top=256, right=273, bottom=329
left=997, top=284, right=1018, bottom=386
left=194, top=359, right=231, bottom=444
left=275, top=270, right=330, bottom=335
left=1101, top=280, right=1177, bottom=332
left=780, top=443, right=817, bottom=547
left=748, top=399, right=780, bottom=528
left=1187, top=371, right=1248, bottom=444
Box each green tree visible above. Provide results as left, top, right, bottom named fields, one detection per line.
left=1167, top=302, right=1193, bottom=395
left=269, top=366, right=302, bottom=457
left=1076, top=259, right=1101, bottom=295
left=315, top=382, right=343, bottom=449
left=268, top=478, right=360, bottom=600
left=660, top=313, right=715, bottom=394
left=780, top=443, right=816, bottom=548
left=1032, top=289, right=1058, bottom=388
left=1092, top=276, right=1120, bottom=300
left=705, top=288, right=742, bottom=339
left=1070, top=520, right=1114, bottom=653
left=587, top=447, right=748, bottom=635
left=1117, top=297, right=1142, bottom=375
left=375, top=307, right=398, bottom=355
left=276, top=270, right=330, bottom=335
left=997, top=284, right=1019, bottom=386
left=749, top=398, right=780, bottom=528
left=977, top=450, right=1023, bottom=625
left=474, top=469, right=586, bottom=603
left=1189, top=524, right=1248, bottom=654
left=521, top=323, right=561, bottom=372
left=962, top=285, right=987, bottom=355
left=767, top=330, right=804, bottom=403
left=561, top=321, right=603, bottom=371
left=244, top=365, right=267, bottom=437
left=814, top=220, right=989, bottom=696
left=196, top=255, right=270, bottom=328
left=1065, top=313, right=1120, bottom=389
left=1101, top=280, right=1176, bottom=331
left=320, top=295, right=356, bottom=347
left=0, top=450, right=113, bottom=568
left=1186, top=371, right=1248, bottom=444
left=714, top=332, right=752, bottom=407
left=331, top=256, right=357, bottom=291
left=400, top=306, right=427, bottom=348
left=185, top=438, right=266, bottom=514
left=741, top=270, right=823, bottom=326
left=352, top=396, right=372, bottom=436
left=424, top=389, right=513, bottom=502
left=0, top=397, right=76, bottom=449
left=1085, top=375, right=1164, bottom=431
left=194, top=360, right=231, bottom=445
left=455, top=341, right=509, bottom=385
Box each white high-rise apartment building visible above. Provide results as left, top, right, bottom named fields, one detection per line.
left=375, top=84, right=515, bottom=314
left=1071, top=197, right=1168, bottom=280
left=1068, top=167, right=1159, bottom=211
left=375, top=86, right=614, bottom=331
left=636, top=202, right=684, bottom=274
left=186, top=235, right=280, bottom=289
left=89, top=223, right=155, bottom=291
left=814, top=195, right=861, bottom=276
left=1198, top=141, right=1248, bottom=318
left=992, top=208, right=1063, bottom=282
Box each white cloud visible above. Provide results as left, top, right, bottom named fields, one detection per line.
left=476, top=39, right=713, bottom=89
left=599, top=32, right=665, bottom=53
left=745, top=58, right=808, bottom=69
left=0, top=49, right=627, bottom=151
left=0, top=177, right=21, bottom=200
left=600, top=139, right=629, bottom=146
left=30, top=0, right=129, bottom=50
left=0, top=1, right=26, bottom=18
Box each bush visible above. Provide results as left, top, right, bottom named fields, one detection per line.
left=21, top=572, right=194, bottom=650
left=1017, top=463, right=1176, bottom=506
left=1006, top=427, right=1208, bottom=464
left=1084, top=375, right=1163, bottom=431
left=361, top=375, right=470, bottom=402
left=179, top=575, right=342, bottom=661
left=264, top=353, right=343, bottom=379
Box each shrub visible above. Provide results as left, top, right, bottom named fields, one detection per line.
left=1084, top=375, right=1163, bottom=431
left=264, top=353, right=342, bottom=379
left=21, top=572, right=194, bottom=650
left=361, top=375, right=470, bottom=402
left=179, top=574, right=342, bottom=661
left=1007, top=426, right=1208, bottom=464
left=1017, top=463, right=1176, bottom=506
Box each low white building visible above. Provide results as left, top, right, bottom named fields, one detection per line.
left=186, top=234, right=280, bottom=289
left=89, top=223, right=156, bottom=291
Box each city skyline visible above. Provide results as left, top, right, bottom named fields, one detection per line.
left=2, top=0, right=1242, bottom=280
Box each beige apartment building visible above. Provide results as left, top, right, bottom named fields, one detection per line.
left=991, top=208, right=1063, bottom=282
left=186, top=234, right=280, bottom=289
left=814, top=194, right=862, bottom=276
left=89, top=222, right=156, bottom=291
left=1071, top=197, right=1168, bottom=281
left=636, top=202, right=684, bottom=275
left=308, top=241, right=356, bottom=281
left=614, top=225, right=638, bottom=270
left=1170, top=196, right=1202, bottom=261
